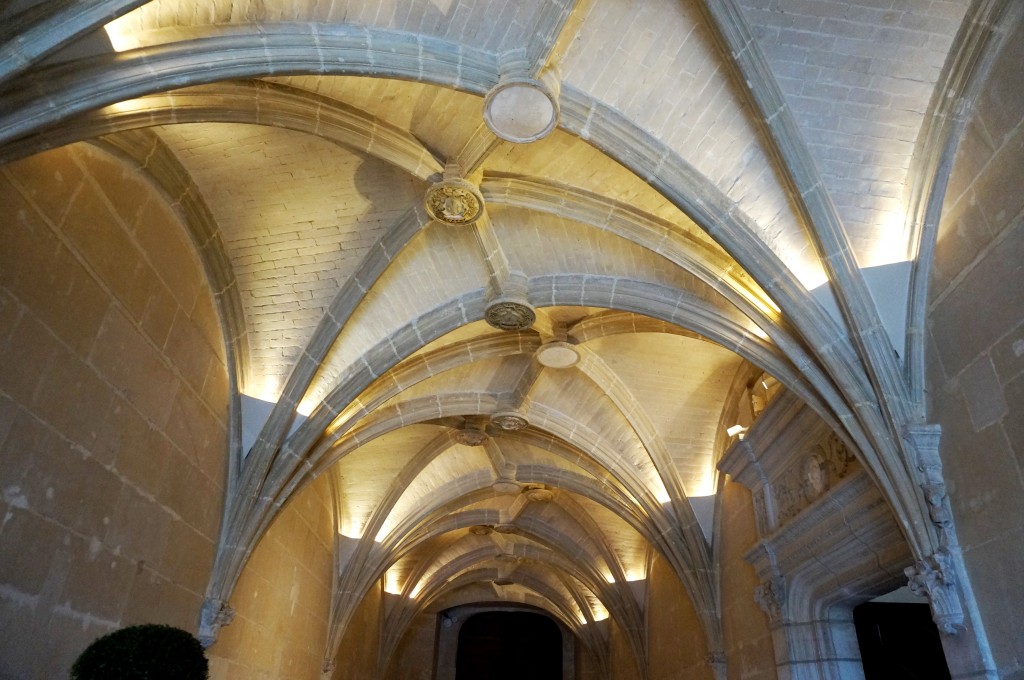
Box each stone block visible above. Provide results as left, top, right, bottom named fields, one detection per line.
left=61, top=180, right=140, bottom=303
left=164, top=310, right=216, bottom=395
left=29, top=445, right=121, bottom=538
left=989, top=320, right=1024, bottom=386
left=132, top=197, right=202, bottom=312
left=974, top=25, right=1024, bottom=149
left=1002, top=372, right=1024, bottom=477
left=138, top=280, right=180, bottom=350
left=81, top=146, right=153, bottom=228
left=157, top=447, right=206, bottom=529
left=945, top=420, right=1024, bottom=547
left=160, top=519, right=216, bottom=596
left=59, top=532, right=134, bottom=622
left=961, top=529, right=1024, bottom=668
left=0, top=508, right=66, bottom=594
left=3, top=148, right=84, bottom=227
left=90, top=306, right=180, bottom=429
left=123, top=567, right=200, bottom=631
left=973, top=135, right=1024, bottom=234
left=35, top=341, right=112, bottom=460
left=44, top=612, right=111, bottom=680
left=929, top=221, right=1024, bottom=378
left=932, top=191, right=994, bottom=296
left=105, top=484, right=172, bottom=567
left=958, top=356, right=1008, bottom=432
left=0, top=312, right=57, bottom=410
left=112, top=420, right=168, bottom=498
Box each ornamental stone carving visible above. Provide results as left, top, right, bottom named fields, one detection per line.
left=754, top=575, right=786, bottom=624
left=773, top=432, right=856, bottom=524
left=484, top=299, right=536, bottom=331
left=454, top=427, right=488, bottom=446
left=424, top=179, right=484, bottom=225
left=198, top=597, right=236, bottom=648
left=905, top=424, right=955, bottom=536
left=491, top=411, right=529, bottom=431
left=905, top=548, right=965, bottom=635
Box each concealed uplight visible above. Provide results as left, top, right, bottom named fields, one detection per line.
left=409, top=581, right=424, bottom=599
left=103, top=14, right=140, bottom=52
left=726, top=424, right=748, bottom=438
left=624, top=568, right=647, bottom=582
left=536, top=341, right=580, bottom=368
left=384, top=569, right=403, bottom=595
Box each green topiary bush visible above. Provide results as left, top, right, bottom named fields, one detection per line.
left=70, top=624, right=209, bottom=680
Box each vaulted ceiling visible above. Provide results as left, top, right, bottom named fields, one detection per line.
left=0, top=0, right=991, bottom=670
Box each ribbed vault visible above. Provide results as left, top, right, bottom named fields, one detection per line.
left=0, top=0, right=1008, bottom=677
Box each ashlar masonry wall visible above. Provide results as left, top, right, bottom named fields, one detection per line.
left=207, top=474, right=335, bottom=680
left=0, top=143, right=228, bottom=678
left=927, top=15, right=1024, bottom=678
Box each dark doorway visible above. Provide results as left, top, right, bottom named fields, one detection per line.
left=455, top=611, right=562, bottom=680
left=854, top=602, right=951, bottom=680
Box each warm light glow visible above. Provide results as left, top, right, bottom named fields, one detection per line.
left=103, top=15, right=142, bottom=52
left=295, top=399, right=315, bottom=417
left=652, top=480, right=671, bottom=504
left=624, top=568, right=647, bottom=582
left=409, top=580, right=424, bottom=599
left=384, top=568, right=403, bottom=595
left=866, top=209, right=913, bottom=267
left=603, top=572, right=616, bottom=584
left=590, top=601, right=609, bottom=622
left=339, top=516, right=365, bottom=540
left=247, top=378, right=284, bottom=406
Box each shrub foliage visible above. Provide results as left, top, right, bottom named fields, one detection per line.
left=70, top=624, right=209, bottom=680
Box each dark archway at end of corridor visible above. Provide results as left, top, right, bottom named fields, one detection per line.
left=455, top=611, right=562, bottom=680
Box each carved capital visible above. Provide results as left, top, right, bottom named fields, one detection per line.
left=707, top=650, right=727, bottom=680
left=198, top=597, right=236, bottom=648
left=754, top=575, right=786, bottom=624
left=905, top=548, right=965, bottom=635
left=321, top=658, right=337, bottom=680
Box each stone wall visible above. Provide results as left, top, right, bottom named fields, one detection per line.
left=718, top=480, right=776, bottom=680
left=607, top=618, right=642, bottom=680
left=384, top=608, right=434, bottom=680
left=647, top=554, right=713, bottom=680
left=927, top=15, right=1024, bottom=678
left=332, top=581, right=384, bottom=680
left=207, top=474, right=335, bottom=679
left=0, top=144, right=228, bottom=678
